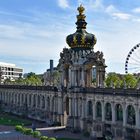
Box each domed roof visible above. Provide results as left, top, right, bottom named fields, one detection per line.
left=66, top=5, right=97, bottom=49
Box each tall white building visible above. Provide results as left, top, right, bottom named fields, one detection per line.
left=0, top=62, right=23, bottom=82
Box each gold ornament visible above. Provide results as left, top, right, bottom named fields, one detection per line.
left=73, top=35, right=77, bottom=45
left=77, top=4, right=85, bottom=15
left=81, top=35, right=85, bottom=44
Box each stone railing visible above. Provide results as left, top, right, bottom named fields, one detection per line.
left=70, top=87, right=140, bottom=97
left=0, top=85, right=58, bottom=92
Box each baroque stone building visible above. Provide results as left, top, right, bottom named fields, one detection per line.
left=0, top=5, right=140, bottom=140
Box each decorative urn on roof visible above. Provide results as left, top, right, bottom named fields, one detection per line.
left=66, top=5, right=97, bottom=49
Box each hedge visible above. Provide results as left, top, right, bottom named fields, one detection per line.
left=40, top=136, right=49, bottom=140
left=48, top=137, right=56, bottom=140
left=32, top=130, right=41, bottom=138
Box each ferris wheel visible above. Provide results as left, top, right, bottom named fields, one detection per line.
left=125, top=43, right=140, bottom=74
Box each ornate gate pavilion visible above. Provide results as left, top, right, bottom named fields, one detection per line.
left=0, top=5, right=140, bottom=140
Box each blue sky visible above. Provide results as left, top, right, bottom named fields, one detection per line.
left=0, top=0, right=140, bottom=74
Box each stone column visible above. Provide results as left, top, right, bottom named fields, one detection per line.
left=12, top=93, right=14, bottom=104
left=123, top=104, right=126, bottom=126
left=77, top=98, right=80, bottom=117
left=60, top=97, right=63, bottom=114
left=68, top=68, right=71, bottom=88
left=112, top=103, right=115, bottom=124
left=35, top=95, right=38, bottom=108
left=22, top=94, right=24, bottom=106
left=60, top=71, right=62, bottom=86
left=53, top=97, right=56, bottom=121
left=81, top=68, right=85, bottom=87
left=136, top=105, right=140, bottom=129
left=19, top=94, right=21, bottom=106
left=82, top=99, right=84, bottom=118
left=4, top=92, right=6, bottom=102
left=15, top=94, right=17, bottom=104
left=27, top=94, right=29, bottom=107
left=69, top=97, right=72, bottom=116
left=99, top=67, right=105, bottom=88
left=102, top=102, right=105, bottom=122
left=9, top=93, right=11, bottom=103
left=75, top=98, right=77, bottom=117
left=42, top=96, right=44, bottom=109
left=16, top=94, right=18, bottom=105
left=75, top=70, right=77, bottom=86
left=71, top=69, right=74, bottom=87
left=45, top=96, right=48, bottom=110
left=93, top=101, right=96, bottom=120
left=72, top=98, right=75, bottom=116
left=62, top=70, right=64, bottom=86
left=6, top=93, right=9, bottom=103
left=58, top=97, right=60, bottom=114
left=85, top=100, right=88, bottom=118
left=54, top=97, right=56, bottom=113
left=96, top=67, right=99, bottom=87
left=51, top=97, right=54, bottom=112
left=31, top=95, right=33, bottom=108
left=86, top=69, right=91, bottom=87
left=55, top=96, right=58, bottom=113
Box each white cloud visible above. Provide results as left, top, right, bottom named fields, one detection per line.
left=89, top=0, right=104, bottom=9
left=132, top=7, right=140, bottom=13
left=132, top=18, right=140, bottom=22
left=0, top=24, right=25, bottom=39
left=112, top=12, right=132, bottom=20
left=105, top=5, right=132, bottom=20
left=58, top=0, right=69, bottom=9
left=105, top=5, right=118, bottom=14
left=77, top=0, right=104, bottom=11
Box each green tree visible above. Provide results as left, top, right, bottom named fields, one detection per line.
left=4, top=72, right=43, bottom=86
left=52, top=71, right=60, bottom=86
left=123, top=74, right=137, bottom=88
left=105, top=73, right=122, bottom=88
left=25, top=72, right=42, bottom=86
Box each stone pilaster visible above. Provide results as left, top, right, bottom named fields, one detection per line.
left=112, top=103, right=115, bottom=124
left=68, top=68, right=71, bottom=88
left=123, top=104, right=126, bottom=127
left=136, top=105, right=140, bottom=129
left=93, top=101, right=96, bottom=120
left=69, top=97, right=72, bottom=116
left=101, top=102, right=105, bottom=122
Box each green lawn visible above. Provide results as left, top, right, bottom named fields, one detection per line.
left=0, top=113, right=32, bottom=126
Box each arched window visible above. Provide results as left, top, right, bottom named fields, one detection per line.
left=47, top=97, right=50, bottom=111
left=105, top=103, right=112, bottom=121
left=66, top=97, right=69, bottom=115
left=25, top=94, right=27, bottom=105
left=96, top=101, right=102, bottom=118
left=116, top=104, right=123, bottom=121
left=21, top=94, right=24, bottom=104
left=127, top=105, right=135, bottom=125
left=33, top=95, right=36, bottom=107
left=29, top=94, right=32, bottom=106
left=18, top=94, right=20, bottom=105
left=42, top=96, right=45, bottom=109
left=87, top=100, right=93, bottom=116
left=15, top=94, right=17, bottom=104
left=37, top=95, right=40, bottom=108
